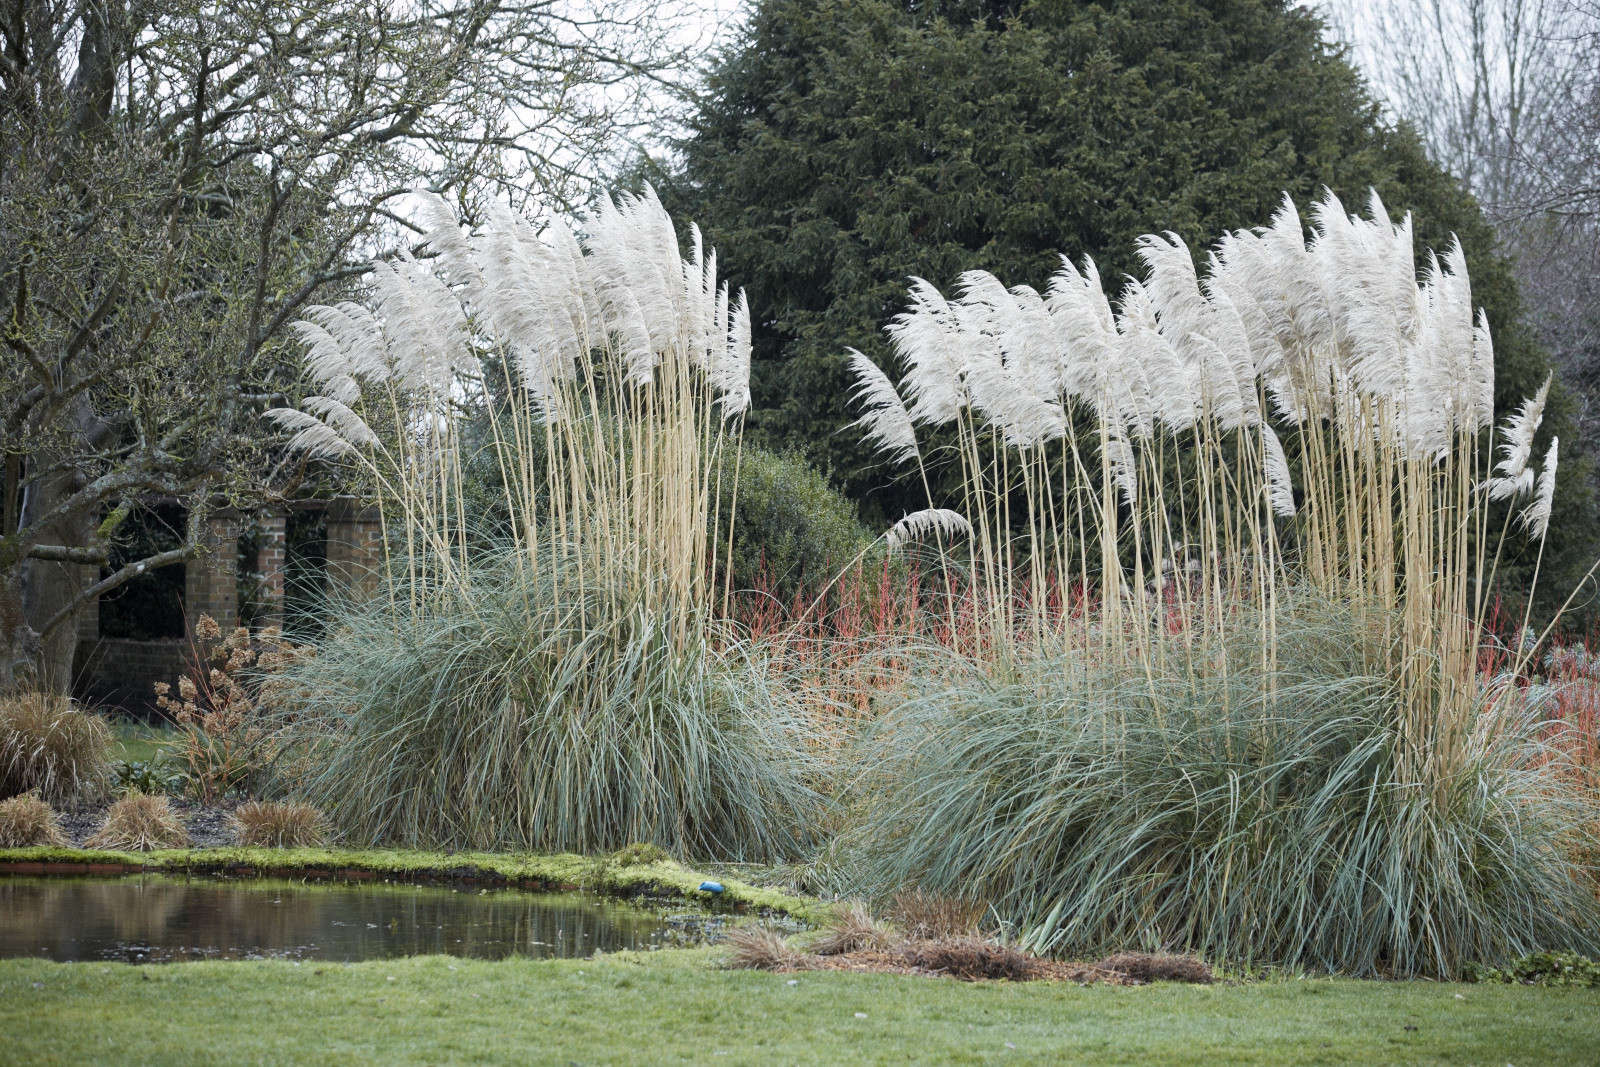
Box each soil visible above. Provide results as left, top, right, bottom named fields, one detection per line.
left=57, top=798, right=240, bottom=849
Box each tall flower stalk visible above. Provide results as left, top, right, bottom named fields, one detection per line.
left=268, top=188, right=752, bottom=651
left=849, top=189, right=1560, bottom=785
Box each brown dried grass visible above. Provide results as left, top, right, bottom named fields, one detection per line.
left=723, top=926, right=813, bottom=972
left=85, top=790, right=190, bottom=851
left=0, top=691, right=112, bottom=805
left=231, top=799, right=328, bottom=848
left=813, top=902, right=901, bottom=956
left=903, top=936, right=1035, bottom=981
left=0, top=791, right=68, bottom=847
left=889, top=889, right=983, bottom=940
left=1095, top=952, right=1214, bottom=984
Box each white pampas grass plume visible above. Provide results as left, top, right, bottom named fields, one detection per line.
left=885, top=508, right=972, bottom=552
left=1262, top=425, right=1296, bottom=517
left=1480, top=468, right=1535, bottom=502
left=1519, top=437, right=1558, bottom=541
left=1496, top=374, right=1551, bottom=481
left=265, top=408, right=359, bottom=461
left=845, top=348, right=920, bottom=465
left=713, top=288, right=752, bottom=416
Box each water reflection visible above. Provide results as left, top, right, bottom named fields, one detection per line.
left=0, top=875, right=682, bottom=963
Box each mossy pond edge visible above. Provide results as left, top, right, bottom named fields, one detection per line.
left=0, top=846, right=835, bottom=927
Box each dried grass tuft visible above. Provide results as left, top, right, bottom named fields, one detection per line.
left=890, top=890, right=983, bottom=940
left=231, top=799, right=328, bottom=848
left=1096, top=952, right=1214, bottom=984
left=85, top=790, right=189, bottom=851
left=0, top=691, right=112, bottom=805
left=814, top=902, right=901, bottom=956
left=724, top=926, right=811, bottom=972
left=0, top=791, right=68, bottom=847
left=903, top=936, right=1034, bottom=981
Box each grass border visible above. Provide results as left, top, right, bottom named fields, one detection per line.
left=0, top=846, right=834, bottom=925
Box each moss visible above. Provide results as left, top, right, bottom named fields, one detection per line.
left=0, top=845, right=836, bottom=924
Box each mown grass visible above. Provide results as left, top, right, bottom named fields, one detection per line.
left=108, top=720, right=178, bottom=766
left=2, top=950, right=1597, bottom=1065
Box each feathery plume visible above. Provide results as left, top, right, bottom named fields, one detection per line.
left=1262, top=425, right=1296, bottom=517
left=846, top=348, right=920, bottom=465
left=885, top=509, right=973, bottom=552
left=1495, top=375, right=1552, bottom=481
left=1519, top=437, right=1558, bottom=541
left=265, top=408, right=359, bottom=461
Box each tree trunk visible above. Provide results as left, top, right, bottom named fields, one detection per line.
left=14, top=463, right=94, bottom=692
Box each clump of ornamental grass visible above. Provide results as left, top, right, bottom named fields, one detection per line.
left=86, top=789, right=189, bottom=851
left=0, top=690, right=112, bottom=805
left=231, top=799, right=328, bottom=848
left=846, top=188, right=1568, bottom=770
left=272, top=549, right=821, bottom=859
left=831, top=191, right=1597, bottom=976
left=0, top=791, right=69, bottom=847
left=262, top=189, right=820, bottom=854
left=814, top=902, right=902, bottom=956
left=724, top=925, right=811, bottom=972
left=840, top=591, right=1600, bottom=978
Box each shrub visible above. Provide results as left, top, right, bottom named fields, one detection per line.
left=155, top=616, right=306, bottom=802
left=0, top=691, right=112, bottom=805
left=272, top=550, right=822, bottom=860
left=717, top=446, right=877, bottom=603
left=231, top=800, right=328, bottom=848
left=0, top=792, right=68, bottom=847
left=113, top=757, right=185, bottom=796
left=86, top=790, right=189, bottom=851
left=842, top=593, right=1600, bottom=979
left=1467, top=951, right=1600, bottom=988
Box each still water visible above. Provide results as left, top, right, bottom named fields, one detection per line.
left=0, top=875, right=696, bottom=963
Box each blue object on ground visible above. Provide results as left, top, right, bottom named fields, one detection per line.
left=698, top=881, right=724, bottom=894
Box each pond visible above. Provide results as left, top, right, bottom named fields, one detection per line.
left=0, top=875, right=711, bottom=963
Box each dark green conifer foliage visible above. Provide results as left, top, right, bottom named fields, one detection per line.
left=663, top=0, right=1596, bottom=611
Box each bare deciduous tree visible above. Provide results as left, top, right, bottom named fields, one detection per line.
left=1, top=0, right=696, bottom=689
left=1319, top=0, right=1600, bottom=457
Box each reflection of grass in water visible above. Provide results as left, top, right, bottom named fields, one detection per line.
left=0, top=876, right=678, bottom=961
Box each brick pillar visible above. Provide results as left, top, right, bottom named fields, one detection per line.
left=255, top=509, right=288, bottom=630
left=325, top=498, right=386, bottom=605
left=184, top=508, right=240, bottom=633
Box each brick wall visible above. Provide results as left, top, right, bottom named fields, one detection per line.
left=256, top=510, right=287, bottom=630
left=325, top=497, right=386, bottom=605
left=75, top=637, right=194, bottom=716
left=183, top=509, right=240, bottom=632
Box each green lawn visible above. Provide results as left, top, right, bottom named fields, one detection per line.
left=108, top=720, right=178, bottom=765
left=2, top=949, right=1597, bottom=1065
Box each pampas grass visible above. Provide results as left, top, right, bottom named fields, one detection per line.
left=264, top=189, right=822, bottom=856
left=273, top=548, right=821, bottom=858
left=0, top=691, right=112, bottom=805
left=840, top=591, right=1600, bottom=977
